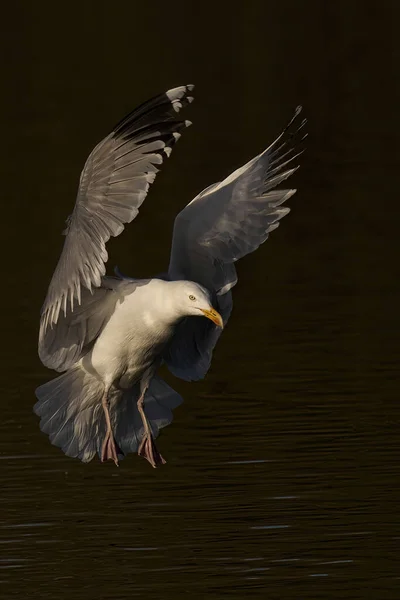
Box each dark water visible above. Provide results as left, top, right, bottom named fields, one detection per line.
left=1, top=1, right=400, bottom=598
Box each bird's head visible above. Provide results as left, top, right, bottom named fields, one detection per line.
left=173, top=281, right=223, bottom=328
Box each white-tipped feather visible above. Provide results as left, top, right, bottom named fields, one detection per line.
left=166, top=86, right=187, bottom=101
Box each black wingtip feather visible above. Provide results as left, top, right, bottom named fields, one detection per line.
left=268, top=107, right=307, bottom=164
left=261, top=106, right=307, bottom=180
left=113, top=85, right=194, bottom=137
left=116, top=118, right=190, bottom=142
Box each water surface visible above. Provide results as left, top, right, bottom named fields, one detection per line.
left=1, top=1, right=399, bottom=598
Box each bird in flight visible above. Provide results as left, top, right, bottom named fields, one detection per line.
left=35, top=85, right=306, bottom=468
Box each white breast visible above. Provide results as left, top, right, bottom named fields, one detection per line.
left=87, top=281, right=176, bottom=387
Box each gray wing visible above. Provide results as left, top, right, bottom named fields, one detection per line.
left=39, top=277, right=133, bottom=372
left=164, top=107, right=306, bottom=381
left=39, top=85, right=194, bottom=370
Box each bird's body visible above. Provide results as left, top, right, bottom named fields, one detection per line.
left=35, top=84, right=306, bottom=468
left=88, top=279, right=177, bottom=390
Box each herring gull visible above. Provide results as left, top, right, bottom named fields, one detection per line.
left=35, top=85, right=306, bottom=468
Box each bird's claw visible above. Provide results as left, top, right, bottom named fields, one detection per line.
left=101, top=431, right=121, bottom=466
left=138, top=433, right=166, bottom=468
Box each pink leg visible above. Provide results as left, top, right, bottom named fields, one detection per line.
left=101, top=391, right=120, bottom=466
left=137, top=389, right=166, bottom=468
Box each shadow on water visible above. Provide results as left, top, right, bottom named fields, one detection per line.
left=1, top=1, right=400, bottom=598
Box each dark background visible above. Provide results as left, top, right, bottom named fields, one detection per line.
left=1, top=1, right=399, bottom=598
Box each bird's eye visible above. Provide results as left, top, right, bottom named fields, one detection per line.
left=189, top=295, right=196, bottom=301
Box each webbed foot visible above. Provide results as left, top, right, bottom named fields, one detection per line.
left=101, top=431, right=121, bottom=466
left=138, top=433, right=166, bottom=468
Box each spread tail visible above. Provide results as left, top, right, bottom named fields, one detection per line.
left=34, top=367, right=183, bottom=463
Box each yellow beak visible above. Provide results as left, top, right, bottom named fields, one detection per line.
left=200, top=307, right=224, bottom=328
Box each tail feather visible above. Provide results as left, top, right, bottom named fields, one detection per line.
left=34, top=368, right=183, bottom=463
left=35, top=366, right=105, bottom=463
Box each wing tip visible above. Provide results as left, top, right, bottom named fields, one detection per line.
left=113, top=83, right=195, bottom=136
left=166, top=85, right=195, bottom=114
left=166, top=84, right=195, bottom=102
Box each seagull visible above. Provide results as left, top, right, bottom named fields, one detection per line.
left=35, top=85, right=306, bottom=468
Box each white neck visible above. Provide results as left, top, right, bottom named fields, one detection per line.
left=141, top=279, right=186, bottom=329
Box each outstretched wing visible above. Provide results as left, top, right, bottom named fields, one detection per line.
left=39, top=85, right=194, bottom=369
left=165, top=107, right=306, bottom=381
